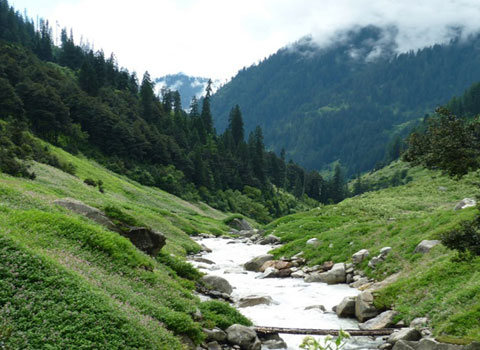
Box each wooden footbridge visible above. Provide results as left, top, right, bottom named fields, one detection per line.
left=254, top=326, right=395, bottom=337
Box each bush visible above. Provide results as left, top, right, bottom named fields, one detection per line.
left=103, top=205, right=142, bottom=227
left=84, top=178, right=97, bottom=186
left=441, top=214, right=480, bottom=257
left=157, top=252, right=201, bottom=281
left=199, top=300, right=252, bottom=330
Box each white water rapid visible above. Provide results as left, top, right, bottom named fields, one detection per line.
left=191, top=237, right=383, bottom=350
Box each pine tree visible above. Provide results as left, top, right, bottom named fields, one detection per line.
left=228, top=104, right=244, bottom=147
left=201, top=79, right=213, bottom=135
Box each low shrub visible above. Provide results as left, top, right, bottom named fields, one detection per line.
left=199, top=300, right=252, bottom=330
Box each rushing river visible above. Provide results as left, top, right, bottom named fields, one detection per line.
left=191, top=237, right=382, bottom=350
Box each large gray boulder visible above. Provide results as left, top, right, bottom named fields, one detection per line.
left=125, top=227, right=166, bottom=256
left=324, top=263, right=347, bottom=284
left=355, top=291, right=379, bottom=322
left=229, top=218, right=254, bottom=231
left=202, top=275, right=233, bottom=295
left=258, top=332, right=287, bottom=349
left=336, top=296, right=356, bottom=318
left=414, top=240, right=441, bottom=254
left=258, top=234, right=281, bottom=245
left=352, top=249, right=370, bottom=264
left=359, top=310, right=398, bottom=330
left=393, top=340, right=417, bottom=350
left=54, top=198, right=115, bottom=229
left=454, top=198, right=477, bottom=211
left=305, top=263, right=346, bottom=284
left=203, top=327, right=227, bottom=343
left=387, top=328, right=422, bottom=344
left=244, top=254, right=275, bottom=272
left=238, top=295, right=275, bottom=308
left=55, top=198, right=166, bottom=256
left=226, top=324, right=261, bottom=350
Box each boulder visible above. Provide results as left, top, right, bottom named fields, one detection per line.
left=393, top=340, right=417, bottom=350
left=336, top=296, right=356, bottom=318
left=465, top=342, right=480, bottom=350
left=258, top=332, right=287, bottom=349
left=257, top=267, right=279, bottom=279
left=203, top=328, right=227, bottom=342
left=200, top=244, right=213, bottom=253
left=304, top=305, right=326, bottom=312
left=410, top=317, right=428, bottom=329
left=304, top=272, right=326, bottom=283
left=206, top=341, right=222, bottom=350
left=260, top=260, right=292, bottom=272
left=417, top=338, right=440, bottom=350
left=291, top=270, right=305, bottom=278
left=228, top=218, right=254, bottom=231
left=387, top=328, right=422, bottom=344
left=276, top=268, right=292, bottom=278
left=454, top=198, right=477, bottom=211
left=355, top=291, right=379, bottom=322
left=322, top=260, right=334, bottom=271
left=54, top=198, right=115, bottom=229
left=380, top=247, right=393, bottom=257
left=324, top=263, right=346, bottom=284
left=414, top=240, right=441, bottom=254
left=306, top=238, right=320, bottom=246
left=368, top=256, right=383, bottom=269
left=352, top=249, right=370, bottom=264
left=226, top=324, right=261, bottom=350
left=202, top=275, right=233, bottom=295
left=192, top=257, right=215, bottom=265
left=244, top=254, right=275, bottom=272
left=305, top=263, right=346, bottom=284
left=125, top=227, right=166, bottom=256
left=258, top=234, right=281, bottom=245
left=359, top=310, right=398, bottom=330
left=238, top=295, right=275, bottom=308
left=352, top=277, right=370, bottom=289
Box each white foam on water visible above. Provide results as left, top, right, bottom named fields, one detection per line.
left=192, top=238, right=383, bottom=350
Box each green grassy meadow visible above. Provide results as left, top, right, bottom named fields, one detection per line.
left=265, top=161, right=480, bottom=342
left=0, top=144, right=249, bottom=350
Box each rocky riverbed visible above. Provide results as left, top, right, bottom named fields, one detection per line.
left=190, top=235, right=384, bottom=350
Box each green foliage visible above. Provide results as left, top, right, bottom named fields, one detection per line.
left=157, top=252, right=202, bottom=281
left=265, top=163, right=480, bottom=340
left=441, top=211, right=480, bottom=257
left=404, top=107, right=480, bottom=177
left=300, top=330, right=351, bottom=350
left=211, top=26, right=480, bottom=175
left=103, top=205, right=143, bottom=227
left=199, top=300, right=252, bottom=330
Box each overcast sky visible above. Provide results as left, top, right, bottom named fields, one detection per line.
left=8, top=0, right=480, bottom=81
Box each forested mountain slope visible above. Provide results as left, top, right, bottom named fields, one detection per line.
left=211, top=26, right=480, bottom=175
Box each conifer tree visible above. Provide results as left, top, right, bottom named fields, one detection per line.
left=201, top=79, right=213, bottom=135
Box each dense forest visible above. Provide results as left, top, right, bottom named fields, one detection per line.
left=0, top=0, right=364, bottom=222
left=211, top=26, right=480, bottom=176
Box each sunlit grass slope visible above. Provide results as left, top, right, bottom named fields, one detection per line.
left=265, top=161, right=480, bottom=342
left=0, top=144, right=250, bottom=350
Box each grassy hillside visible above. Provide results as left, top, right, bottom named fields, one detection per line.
left=0, top=144, right=251, bottom=350
left=265, top=161, right=480, bottom=342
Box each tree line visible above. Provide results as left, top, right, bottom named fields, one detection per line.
left=0, top=0, right=358, bottom=222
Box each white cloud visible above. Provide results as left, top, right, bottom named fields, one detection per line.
left=9, top=0, right=480, bottom=80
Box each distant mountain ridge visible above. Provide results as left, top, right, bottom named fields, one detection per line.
left=155, top=73, right=220, bottom=110
left=211, top=25, right=480, bottom=175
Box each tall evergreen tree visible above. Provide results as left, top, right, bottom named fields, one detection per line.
left=228, top=104, right=244, bottom=147
left=201, top=79, right=213, bottom=135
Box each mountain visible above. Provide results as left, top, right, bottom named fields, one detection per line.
left=211, top=25, right=480, bottom=175
left=155, top=73, right=221, bottom=110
